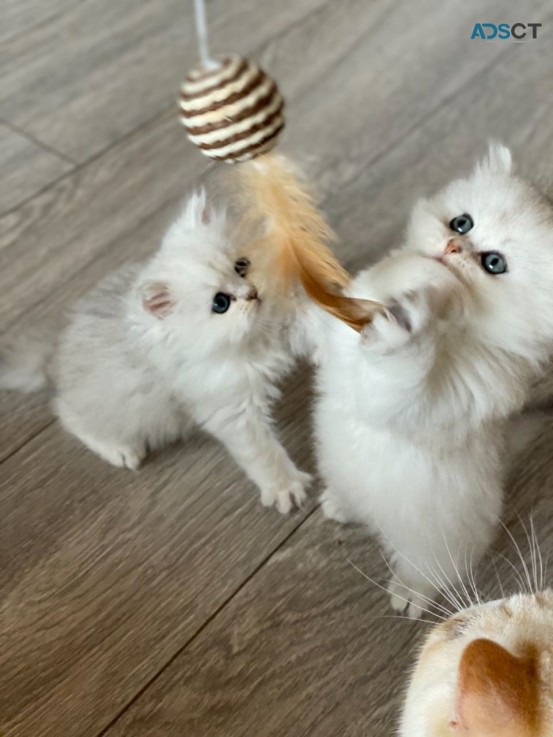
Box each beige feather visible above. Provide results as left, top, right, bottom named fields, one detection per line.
left=233, top=153, right=380, bottom=331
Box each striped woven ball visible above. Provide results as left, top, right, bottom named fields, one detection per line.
left=179, top=54, right=285, bottom=163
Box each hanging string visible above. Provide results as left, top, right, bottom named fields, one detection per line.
left=193, top=0, right=219, bottom=70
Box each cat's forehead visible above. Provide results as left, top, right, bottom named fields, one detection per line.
left=438, top=172, right=524, bottom=218
left=431, top=592, right=553, bottom=651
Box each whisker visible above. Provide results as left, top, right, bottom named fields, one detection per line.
left=492, top=557, right=506, bottom=599
left=529, top=515, right=545, bottom=591
left=516, top=513, right=538, bottom=593
left=499, top=520, right=533, bottom=594
left=429, top=551, right=466, bottom=612
left=496, top=551, right=528, bottom=594
left=441, top=533, right=473, bottom=609
left=371, top=522, right=460, bottom=608
left=365, top=614, right=440, bottom=626
left=345, top=558, right=447, bottom=621
left=378, top=552, right=454, bottom=618
left=466, top=548, right=481, bottom=605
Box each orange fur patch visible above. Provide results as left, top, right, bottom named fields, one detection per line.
left=454, top=638, right=540, bottom=737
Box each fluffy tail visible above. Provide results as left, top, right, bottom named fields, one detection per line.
left=232, top=153, right=380, bottom=331
left=0, top=328, right=56, bottom=393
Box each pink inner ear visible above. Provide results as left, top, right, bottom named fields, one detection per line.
left=142, top=282, right=173, bottom=319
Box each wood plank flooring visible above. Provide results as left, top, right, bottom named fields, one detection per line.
left=1, top=1, right=552, bottom=735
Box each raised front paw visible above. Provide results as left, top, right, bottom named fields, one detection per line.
left=361, top=290, right=433, bottom=352
left=261, top=471, right=311, bottom=515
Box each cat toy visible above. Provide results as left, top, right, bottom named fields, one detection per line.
left=179, top=0, right=379, bottom=330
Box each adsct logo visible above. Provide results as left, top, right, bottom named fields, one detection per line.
left=471, top=23, right=542, bottom=40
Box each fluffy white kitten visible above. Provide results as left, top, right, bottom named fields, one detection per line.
left=315, top=144, right=553, bottom=615
left=0, top=192, right=311, bottom=513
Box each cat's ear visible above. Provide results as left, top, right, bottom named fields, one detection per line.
left=479, top=142, right=514, bottom=176
left=141, top=280, right=174, bottom=319
left=452, top=638, right=538, bottom=737
left=184, top=189, right=212, bottom=227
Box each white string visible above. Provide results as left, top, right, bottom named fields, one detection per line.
left=193, top=0, right=219, bottom=69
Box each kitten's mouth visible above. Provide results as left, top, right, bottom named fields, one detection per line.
left=430, top=253, right=463, bottom=280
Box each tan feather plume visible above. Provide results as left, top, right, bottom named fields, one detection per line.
left=233, top=153, right=380, bottom=331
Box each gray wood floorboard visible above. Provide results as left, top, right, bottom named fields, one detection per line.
left=0, top=122, right=73, bottom=215
left=1, top=1, right=552, bottom=735
left=105, top=423, right=553, bottom=737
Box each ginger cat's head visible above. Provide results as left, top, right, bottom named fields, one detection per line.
left=400, top=591, right=553, bottom=736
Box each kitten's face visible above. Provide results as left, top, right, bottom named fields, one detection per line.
left=401, top=591, right=553, bottom=737
left=404, top=145, right=553, bottom=358
left=140, top=192, right=269, bottom=348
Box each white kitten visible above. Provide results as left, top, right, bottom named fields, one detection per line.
left=314, top=144, right=553, bottom=615
left=0, top=192, right=311, bottom=513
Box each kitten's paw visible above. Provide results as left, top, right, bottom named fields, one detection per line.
left=80, top=435, right=145, bottom=471
left=261, top=471, right=311, bottom=514
left=387, top=575, right=433, bottom=620
left=361, top=304, right=413, bottom=353
left=320, top=488, right=348, bottom=524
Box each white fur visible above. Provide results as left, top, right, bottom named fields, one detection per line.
left=400, top=590, right=553, bottom=736
left=1, top=192, right=311, bottom=513
left=314, top=145, right=553, bottom=615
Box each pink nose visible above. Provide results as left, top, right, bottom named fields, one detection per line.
left=444, top=239, right=462, bottom=256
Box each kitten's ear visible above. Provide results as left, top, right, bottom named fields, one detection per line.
left=141, top=280, right=174, bottom=319
left=184, top=189, right=212, bottom=227
left=479, top=142, right=514, bottom=176
left=452, top=638, right=538, bottom=737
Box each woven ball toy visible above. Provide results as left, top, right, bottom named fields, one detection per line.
left=177, top=0, right=378, bottom=330
left=179, top=0, right=285, bottom=163
left=180, top=54, right=285, bottom=163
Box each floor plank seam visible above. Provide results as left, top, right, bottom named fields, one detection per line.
left=0, top=0, right=336, bottom=220
left=0, top=21, right=525, bottom=464
left=0, top=103, right=175, bottom=222
left=0, top=117, right=78, bottom=166
left=0, top=416, right=55, bottom=465
left=95, top=505, right=319, bottom=737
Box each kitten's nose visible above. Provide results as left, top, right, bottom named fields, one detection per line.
left=444, top=239, right=462, bottom=255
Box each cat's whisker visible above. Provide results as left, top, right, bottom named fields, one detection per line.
left=365, top=614, right=442, bottom=626
left=372, top=522, right=459, bottom=611
left=378, top=552, right=454, bottom=619
left=429, top=551, right=467, bottom=613
left=515, top=513, right=538, bottom=593
left=529, top=515, right=545, bottom=591
left=345, top=558, right=448, bottom=621
left=496, top=551, right=529, bottom=594
left=441, top=533, right=474, bottom=609
left=466, top=548, right=481, bottom=605
left=499, top=520, right=533, bottom=594
left=428, top=558, right=465, bottom=613
left=492, top=557, right=506, bottom=600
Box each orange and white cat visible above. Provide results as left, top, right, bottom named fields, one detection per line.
left=400, top=590, right=553, bottom=736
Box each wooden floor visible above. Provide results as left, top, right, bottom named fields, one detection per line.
left=1, top=1, right=553, bottom=735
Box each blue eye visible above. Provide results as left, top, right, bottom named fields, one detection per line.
left=449, top=214, right=474, bottom=234
left=481, top=252, right=507, bottom=275
left=212, top=292, right=232, bottom=314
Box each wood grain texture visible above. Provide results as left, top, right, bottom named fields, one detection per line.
left=0, top=122, right=73, bottom=215
left=0, top=0, right=329, bottom=162
left=105, top=422, right=553, bottom=737
left=1, top=0, right=72, bottom=44
left=2, top=0, right=546, bottom=460
left=0, top=371, right=316, bottom=737
left=1, top=0, right=553, bottom=736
